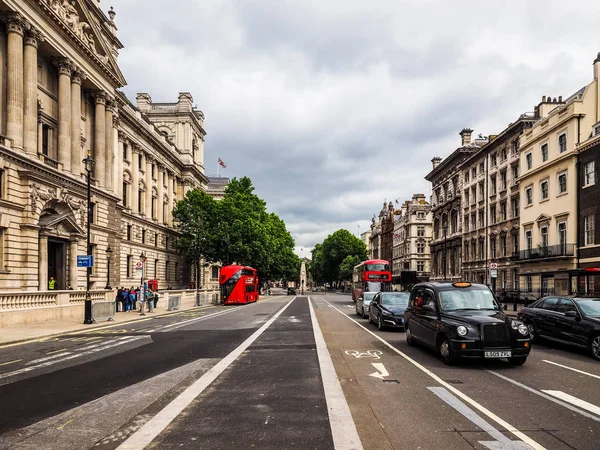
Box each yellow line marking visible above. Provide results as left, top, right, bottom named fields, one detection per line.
left=57, top=419, right=73, bottom=430
left=46, top=348, right=68, bottom=355
left=0, top=359, right=21, bottom=366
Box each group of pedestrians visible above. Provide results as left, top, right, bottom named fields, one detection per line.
left=115, top=285, right=160, bottom=313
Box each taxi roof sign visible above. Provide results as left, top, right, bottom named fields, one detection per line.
left=452, top=282, right=472, bottom=288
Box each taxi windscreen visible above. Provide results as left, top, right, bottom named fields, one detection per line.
left=439, top=288, right=499, bottom=311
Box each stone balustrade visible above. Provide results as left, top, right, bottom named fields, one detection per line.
left=0, top=289, right=112, bottom=310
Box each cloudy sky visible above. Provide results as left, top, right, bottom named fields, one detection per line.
left=114, top=0, right=600, bottom=258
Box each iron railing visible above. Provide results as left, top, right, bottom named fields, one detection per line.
left=512, top=244, right=575, bottom=261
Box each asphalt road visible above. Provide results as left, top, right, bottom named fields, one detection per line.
left=0, top=293, right=598, bottom=449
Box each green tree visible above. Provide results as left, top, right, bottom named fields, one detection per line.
left=311, top=229, right=367, bottom=285
left=339, top=255, right=361, bottom=283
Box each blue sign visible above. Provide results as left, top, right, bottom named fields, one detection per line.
left=77, top=255, right=94, bottom=268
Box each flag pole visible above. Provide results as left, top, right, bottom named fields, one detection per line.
left=216, top=157, right=219, bottom=177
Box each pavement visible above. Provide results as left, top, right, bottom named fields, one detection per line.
left=0, top=293, right=597, bottom=450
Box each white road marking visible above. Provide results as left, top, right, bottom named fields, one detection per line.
left=542, top=360, right=600, bottom=380
left=308, top=298, right=364, bottom=450
left=368, top=363, right=389, bottom=380
left=116, top=298, right=297, bottom=450
left=487, top=371, right=600, bottom=423
left=26, top=352, right=72, bottom=365
left=345, top=350, right=382, bottom=359
left=429, top=387, right=532, bottom=449
left=319, top=297, right=545, bottom=450
left=541, top=390, right=600, bottom=417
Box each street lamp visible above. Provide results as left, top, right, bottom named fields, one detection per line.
left=140, top=252, right=146, bottom=287
left=442, top=224, right=449, bottom=281
left=83, top=150, right=95, bottom=324
left=105, top=245, right=113, bottom=289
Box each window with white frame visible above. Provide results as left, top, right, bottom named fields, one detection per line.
left=585, top=215, right=595, bottom=246
left=541, top=143, right=548, bottom=162
left=558, top=171, right=567, bottom=194
left=417, top=226, right=425, bottom=237
left=558, top=133, right=567, bottom=153
left=525, top=230, right=532, bottom=250
left=526, top=152, right=533, bottom=170
left=540, top=226, right=548, bottom=247
left=540, top=179, right=549, bottom=200
left=558, top=221, right=567, bottom=246
left=584, top=161, right=595, bottom=186
left=525, top=186, right=533, bottom=205
left=417, top=242, right=425, bottom=254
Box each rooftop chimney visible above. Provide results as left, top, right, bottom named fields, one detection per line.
left=459, top=128, right=473, bottom=146
left=431, top=157, right=442, bottom=169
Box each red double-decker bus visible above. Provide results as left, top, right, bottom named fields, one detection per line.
left=220, top=265, right=259, bottom=305
left=351, top=259, right=392, bottom=302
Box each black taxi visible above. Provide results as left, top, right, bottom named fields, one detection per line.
left=404, top=282, right=532, bottom=365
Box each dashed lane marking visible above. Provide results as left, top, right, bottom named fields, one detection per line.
left=541, top=390, right=600, bottom=417
left=542, top=359, right=600, bottom=380
left=316, top=297, right=545, bottom=450
left=116, top=297, right=297, bottom=450
left=0, top=359, right=21, bottom=366
left=46, top=348, right=69, bottom=354
left=26, top=352, right=72, bottom=365
left=487, top=371, right=600, bottom=423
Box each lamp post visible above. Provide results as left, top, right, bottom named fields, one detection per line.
left=105, top=245, right=113, bottom=289
left=83, top=150, right=95, bottom=324
left=442, top=225, right=449, bottom=281
left=140, top=252, right=146, bottom=287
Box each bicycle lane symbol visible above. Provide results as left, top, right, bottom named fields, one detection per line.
left=344, top=350, right=383, bottom=359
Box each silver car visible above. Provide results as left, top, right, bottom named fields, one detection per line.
left=356, top=292, right=377, bottom=319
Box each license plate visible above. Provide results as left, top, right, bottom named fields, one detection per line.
left=484, top=350, right=511, bottom=358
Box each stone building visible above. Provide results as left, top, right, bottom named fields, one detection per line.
left=206, top=176, right=230, bottom=200
left=517, top=54, right=600, bottom=296
left=425, top=129, right=488, bottom=282
left=369, top=201, right=394, bottom=262
left=0, top=1, right=208, bottom=292
left=391, top=194, right=432, bottom=289
left=460, top=113, right=537, bottom=291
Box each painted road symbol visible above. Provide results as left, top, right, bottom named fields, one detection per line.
left=345, top=350, right=382, bottom=359
left=369, top=363, right=389, bottom=379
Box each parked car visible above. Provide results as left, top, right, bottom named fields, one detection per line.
left=404, top=282, right=531, bottom=365
left=368, top=292, right=410, bottom=330
left=287, top=287, right=297, bottom=295
left=356, top=292, right=377, bottom=319
left=517, top=296, right=600, bottom=360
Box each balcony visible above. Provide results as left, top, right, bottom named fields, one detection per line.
left=511, top=244, right=575, bottom=261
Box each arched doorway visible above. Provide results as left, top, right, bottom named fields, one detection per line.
left=38, top=201, right=85, bottom=291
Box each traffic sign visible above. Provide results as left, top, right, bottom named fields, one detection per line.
left=77, top=255, right=94, bottom=268
left=489, top=262, right=498, bottom=269
left=490, top=269, right=498, bottom=278
left=135, top=261, right=143, bottom=271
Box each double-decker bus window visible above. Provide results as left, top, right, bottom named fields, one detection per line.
left=366, top=263, right=390, bottom=272
left=221, top=270, right=242, bottom=301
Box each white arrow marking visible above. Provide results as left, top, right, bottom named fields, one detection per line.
left=369, top=363, right=389, bottom=379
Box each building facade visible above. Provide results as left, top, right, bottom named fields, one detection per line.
left=460, top=114, right=537, bottom=291
left=426, top=129, right=488, bottom=282
left=0, top=1, right=208, bottom=292
left=369, top=201, right=394, bottom=262
left=391, top=193, right=432, bottom=289
left=517, top=54, right=600, bottom=296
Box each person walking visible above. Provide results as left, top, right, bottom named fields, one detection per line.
left=153, top=289, right=160, bottom=309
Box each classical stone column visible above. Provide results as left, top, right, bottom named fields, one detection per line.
left=105, top=100, right=115, bottom=191
left=131, top=146, right=140, bottom=213
left=117, top=133, right=125, bottom=203
left=5, top=13, right=25, bottom=149
left=39, top=234, right=48, bottom=291
left=145, top=156, right=153, bottom=218
left=168, top=175, right=175, bottom=226
left=157, top=166, right=165, bottom=224
left=165, top=171, right=172, bottom=226
left=23, top=27, right=44, bottom=156
left=54, top=58, right=73, bottom=171
left=70, top=69, right=85, bottom=175
left=69, top=239, right=79, bottom=288
left=93, top=92, right=107, bottom=186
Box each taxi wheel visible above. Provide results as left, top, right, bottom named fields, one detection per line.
left=405, top=324, right=415, bottom=347
left=377, top=314, right=385, bottom=331
left=509, top=357, right=527, bottom=366
left=589, top=334, right=600, bottom=361
left=439, top=337, right=458, bottom=365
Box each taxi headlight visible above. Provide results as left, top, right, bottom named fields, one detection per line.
left=518, top=324, right=528, bottom=335
left=457, top=326, right=468, bottom=336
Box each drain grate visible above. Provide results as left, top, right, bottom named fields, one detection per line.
left=445, top=380, right=463, bottom=385
left=382, top=379, right=400, bottom=384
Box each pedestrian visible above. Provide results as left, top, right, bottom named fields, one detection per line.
left=146, top=286, right=154, bottom=312
left=48, top=277, right=56, bottom=290
left=116, top=287, right=123, bottom=312
left=129, top=286, right=137, bottom=311
left=153, top=289, right=160, bottom=309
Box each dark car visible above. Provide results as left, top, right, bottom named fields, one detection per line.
left=287, top=287, right=297, bottom=295
left=404, top=282, right=532, bottom=365
left=517, top=296, right=600, bottom=360
left=356, top=292, right=377, bottom=319
left=368, top=292, right=410, bottom=330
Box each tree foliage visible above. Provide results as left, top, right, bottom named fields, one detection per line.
left=310, top=229, right=367, bottom=285
left=339, top=255, right=361, bottom=282
left=173, top=176, right=300, bottom=283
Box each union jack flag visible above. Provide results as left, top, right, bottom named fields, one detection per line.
left=218, top=157, right=227, bottom=168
